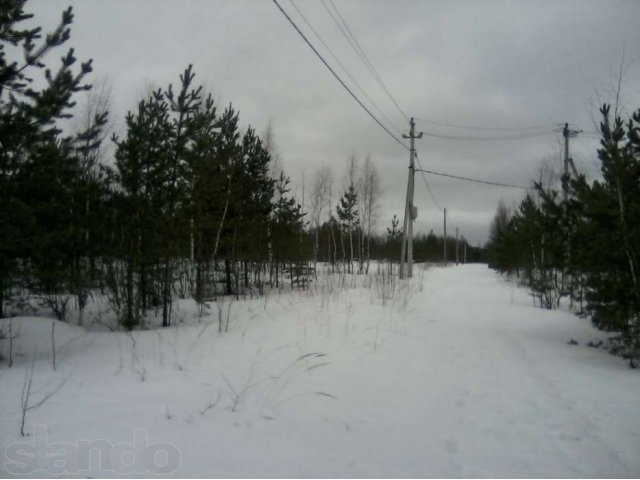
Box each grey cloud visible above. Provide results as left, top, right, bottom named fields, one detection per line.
left=28, top=0, right=640, bottom=245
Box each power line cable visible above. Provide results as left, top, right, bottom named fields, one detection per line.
left=321, top=0, right=410, bottom=123
left=272, top=0, right=409, bottom=151
left=414, top=152, right=443, bottom=211
left=415, top=168, right=534, bottom=190
left=419, top=129, right=558, bottom=142
left=414, top=117, right=556, bottom=132
left=328, top=0, right=410, bottom=122
left=287, top=0, right=404, bottom=135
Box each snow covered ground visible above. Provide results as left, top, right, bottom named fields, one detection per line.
left=1, top=264, right=639, bottom=478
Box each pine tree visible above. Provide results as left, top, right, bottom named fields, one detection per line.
left=111, top=66, right=217, bottom=328
left=486, top=200, right=513, bottom=272
left=212, top=104, right=243, bottom=296
left=571, top=105, right=640, bottom=366
left=386, top=214, right=401, bottom=240
left=336, top=183, right=359, bottom=273
left=111, top=92, right=172, bottom=328
left=0, top=1, right=100, bottom=318
left=271, top=172, right=305, bottom=288
left=186, top=93, right=220, bottom=305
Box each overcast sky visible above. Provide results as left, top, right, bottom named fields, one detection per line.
left=29, top=0, right=640, bottom=245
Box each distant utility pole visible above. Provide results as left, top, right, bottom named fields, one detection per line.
left=399, top=117, right=422, bottom=279
left=455, top=227, right=459, bottom=265
left=562, top=123, right=581, bottom=203
left=561, top=122, right=581, bottom=291
left=443, top=207, right=447, bottom=265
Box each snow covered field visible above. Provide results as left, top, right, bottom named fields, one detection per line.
left=1, top=264, right=639, bottom=478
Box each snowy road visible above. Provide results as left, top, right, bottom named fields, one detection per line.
left=1, top=264, right=639, bottom=477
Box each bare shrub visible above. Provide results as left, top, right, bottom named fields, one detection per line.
left=51, top=320, right=56, bottom=371
left=373, top=264, right=396, bottom=306
left=215, top=297, right=235, bottom=334
left=41, top=294, right=71, bottom=322
left=20, top=360, right=69, bottom=436
left=1, top=318, right=20, bottom=367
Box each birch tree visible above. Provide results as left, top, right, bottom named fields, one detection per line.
left=358, top=156, right=381, bottom=273
left=309, top=165, right=332, bottom=269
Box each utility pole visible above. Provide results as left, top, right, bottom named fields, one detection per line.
left=443, top=207, right=447, bottom=265
left=562, top=123, right=581, bottom=203
left=455, top=227, right=459, bottom=265
left=399, top=117, right=422, bottom=279
left=561, top=122, right=581, bottom=298
left=562, top=123, right=570, bottom=204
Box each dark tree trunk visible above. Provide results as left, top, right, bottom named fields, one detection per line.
left=161, top=259, right=171, bottom=327
left=140, top=262, right=147, bottom=311
left=126, top=253, right=135, bottom=329
left=0, top=279, right=4, bottom=319
left=224, top=258, right=232, bottom=295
